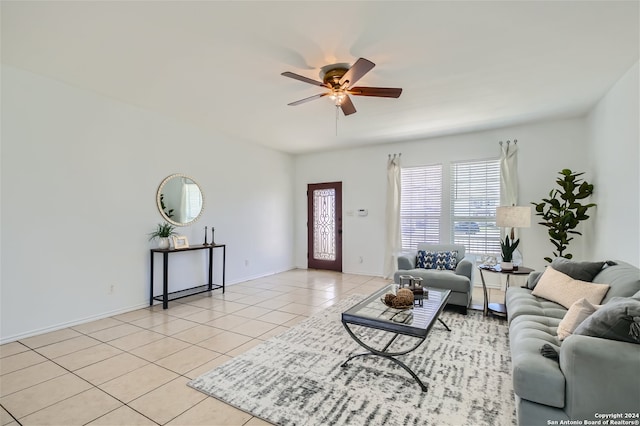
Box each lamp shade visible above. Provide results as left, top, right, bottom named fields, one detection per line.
left=496, top=206, right=531, bottom=228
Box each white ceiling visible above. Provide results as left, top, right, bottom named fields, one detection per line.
left=2, top=1, right=638, bottom=154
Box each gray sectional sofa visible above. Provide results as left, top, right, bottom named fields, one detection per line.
left=506, top=260, right=640, bottom=425
left=394, top=244, right=472, bottom=313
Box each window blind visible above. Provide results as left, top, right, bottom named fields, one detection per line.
left=450, top=159, right=501, bottom=255
left=400, top=165, right=442, bottom=251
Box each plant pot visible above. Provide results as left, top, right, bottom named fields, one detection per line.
left=158, top=237, right=170, bottom=249
left=500, top=261, right=513, bottom=271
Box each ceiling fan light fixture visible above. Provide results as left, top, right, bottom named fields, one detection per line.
left=282, top=58, right=402, bottom=115
left=330, top=90, right=346, bottom=105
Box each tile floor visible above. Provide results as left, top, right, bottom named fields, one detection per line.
left=0, top=269, right=506, bottom=426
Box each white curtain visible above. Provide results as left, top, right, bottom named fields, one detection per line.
left=499, top=140, right=522, bottom=270
left=500, top=140, right=518, bottom=207
left=384, top=154, right=402, bottom=279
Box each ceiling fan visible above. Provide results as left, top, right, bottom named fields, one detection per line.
left=281, top=58, right=402, bottom=116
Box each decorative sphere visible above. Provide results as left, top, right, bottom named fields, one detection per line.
left=384, top=293, right=396, bottom=306
left=393, top=288, right=414, bottom=307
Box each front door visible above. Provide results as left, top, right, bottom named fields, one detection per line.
left=307, top=182, right=342, bottom=271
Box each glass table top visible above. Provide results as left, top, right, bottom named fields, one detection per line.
left=341, top=284, right=451, bottom=338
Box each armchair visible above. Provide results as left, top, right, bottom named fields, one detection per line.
left=394, top=244, right=473, bottom=314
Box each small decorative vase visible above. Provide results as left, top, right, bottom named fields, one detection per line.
left=158, top=237, right=170, bottom=249
left=500, top=261, right=513, bottom=271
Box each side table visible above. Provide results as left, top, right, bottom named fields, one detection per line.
left=478, top=266, right=534, bottom=318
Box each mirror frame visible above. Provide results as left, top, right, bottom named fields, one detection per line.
left=156, top=173, right=205, bottom=227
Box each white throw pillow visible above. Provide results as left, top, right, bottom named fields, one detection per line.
left=531, top=266, right=610, bottom=309
left=557, top=298, right=601, bottom=340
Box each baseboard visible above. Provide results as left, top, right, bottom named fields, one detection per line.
left=227, top=266, right=296, bottom=285
left=0, top=267, right=391, bottom=344
left=473, top=282, right=504, bottom=290
left=0, top=302, right=150, bottom=345
left=1, top=268, right=298, bottom=345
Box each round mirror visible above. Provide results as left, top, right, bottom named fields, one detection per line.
left=156, top=174, right=204, bottom=226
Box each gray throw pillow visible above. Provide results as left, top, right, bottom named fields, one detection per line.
left=528, top=258, right=608, bottom=290
left=573, top=297, right=640, bottom=344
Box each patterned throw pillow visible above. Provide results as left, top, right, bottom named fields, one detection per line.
left=417, top=250, right=458, bottom=271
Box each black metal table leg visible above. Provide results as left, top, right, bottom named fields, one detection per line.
left=208, top=246, right=213, bottom=291
left=162, top=252, right=169, bottom=309
left=341, top=322, right=429, bottom=392
left=222, top=245, right=226, bottom=293
left=149, top=251, right=154, bottom=306
left=438, top=318, right=451, bottom=332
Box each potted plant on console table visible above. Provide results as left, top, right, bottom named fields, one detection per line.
left=148, top=222, right=176, bottom=249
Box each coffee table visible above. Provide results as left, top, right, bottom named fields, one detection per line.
left=341, top=284, right=451, bottom=392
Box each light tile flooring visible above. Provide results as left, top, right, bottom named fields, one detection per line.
left=0, top=270, right=506, bottom=426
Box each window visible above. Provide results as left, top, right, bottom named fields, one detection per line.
left=184, top=183, right=203, bottom=222
left=400, top=165, right=442, bottom=251
left=450, top=159, right=501, bottom=256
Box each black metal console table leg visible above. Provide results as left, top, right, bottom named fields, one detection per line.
left=208, top=246, right=213, bottom=291
left=222, top=245, right=226, bottom=293
left=149, top=253, right=154, bottom=306
left=162, top=252, right=169, bottom=309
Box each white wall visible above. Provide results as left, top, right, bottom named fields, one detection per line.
left=0, top=65, right=295, bottom=342
left=294, top=118, right=590, bottom=276
left=4, top=60, right=636, bottom=343
left=585, top=61, right=640, bottom=267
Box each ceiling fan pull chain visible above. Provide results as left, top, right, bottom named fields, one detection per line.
left=335, top=105, right=339, bottom=136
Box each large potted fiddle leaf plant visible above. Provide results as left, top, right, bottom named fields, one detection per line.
left=532, top=169, right=596, bottom=263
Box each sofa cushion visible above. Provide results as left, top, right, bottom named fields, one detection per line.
left=506, top=287, right=567, bottom=323
left=531, top=267, right=610, bottom=309
left=528, top=258, right=606, bottom=289
left=417, top=250, right=458, bottom=270
left=509, top=314, right=566, bottom=408
left=557, top=298, right=601, bottom=341
left=596, top=261, right=640, bottom=302
left=574, top=297, right=640, bottom=344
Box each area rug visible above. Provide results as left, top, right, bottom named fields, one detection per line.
left=188, top=295, right=516, bottom=426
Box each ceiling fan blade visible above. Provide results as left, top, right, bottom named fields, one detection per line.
left=287, top=92, right=328, bottom=106
left=340, top=95, right=357, bottom=116
left=349, top=87, right=403, bottom=98
left=281, top=71, right=326, bottom=87
left=339, top=58, right=375, bottom=88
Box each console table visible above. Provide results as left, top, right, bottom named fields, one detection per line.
left=150, top=244, right=225, bottom=309
left=478, top=265, right=533, bottom=318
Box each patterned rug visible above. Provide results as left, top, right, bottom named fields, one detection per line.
left=189, top=295, right=516, bottom=426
